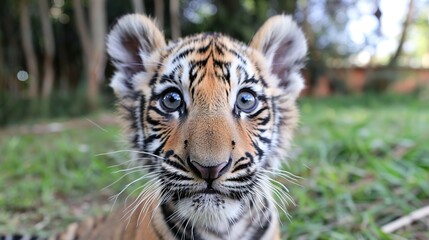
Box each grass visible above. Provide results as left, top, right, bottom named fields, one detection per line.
left=284, top=95, right=429, bottom=239
left=1, top=94, right=428, bottom=238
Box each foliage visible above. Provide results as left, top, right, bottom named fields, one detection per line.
left=0, top=89, right=114, bottom=126
left=1, top=95, right=428, bottom=238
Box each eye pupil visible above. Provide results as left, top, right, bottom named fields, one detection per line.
left=168, top=94, right=178, bottom=102
left=161, top=90, right=182, bottom=111
left=241, top=95, right=251, bottom=104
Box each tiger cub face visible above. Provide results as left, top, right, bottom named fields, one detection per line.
left=107, top=14, right=307, bottom=229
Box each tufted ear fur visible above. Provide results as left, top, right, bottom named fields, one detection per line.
left=107, top=14, right=166, bottom=97
left=250, top=15, right=307, bottom=99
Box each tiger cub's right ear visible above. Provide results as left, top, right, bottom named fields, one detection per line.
left=107, top=14, right=165, bottom=96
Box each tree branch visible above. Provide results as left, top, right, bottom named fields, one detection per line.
left=388, top=0, right=414, bottom=66
left=381, top=205, right=429, bottom=233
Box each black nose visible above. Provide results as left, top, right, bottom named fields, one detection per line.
left=189, top=159, right=232, bottom=181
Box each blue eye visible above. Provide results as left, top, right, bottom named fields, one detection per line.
left=161, top=90, right=183, bottom=112
left=236, top=90, right=258, bottom=113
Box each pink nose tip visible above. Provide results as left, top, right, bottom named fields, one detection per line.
left=189, top=160, right=231, bottom=181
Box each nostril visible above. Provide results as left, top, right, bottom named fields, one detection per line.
left=188, top=158, right=232, bottom=181
left=218, top=158, right=232, bottom=177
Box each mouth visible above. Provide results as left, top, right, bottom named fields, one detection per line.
left=197, top=186, right=220, bottom=195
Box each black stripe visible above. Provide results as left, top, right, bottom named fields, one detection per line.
left=196, top=69, right=208, bottom=84
left=242, top=77, right=258, bottom=84
left=248, top=106, right=269, bottom=119
left=228, top=48, right=247, bottom=65
left=231, top=162, right=252, bottom=173
left=143, top=133, right=162, bottom=148
left=196, top=42, right=212, bottom=53
left=173, top=154, right=186, bottom=165
left=245, top=152, right=254, bottom=163
left=252, top=140, right=264, bottom=159
left=160, top=74, right=177, bottom=84
left=140, top=96, right=146, bottom=139
left=162, top=171, right=193, bottom=181
left=147, top=105, right=171, bottom=118
left=233, top=156, right=247, bottom=167
left=172, top=48, right=195, bottom=63
left=250, top=204, right=271, bottom=240
left=131, top=133, right=139, bottom=149
left=163, top=159, right=189, bottom=173
left=258, top=135, right=271, bottom=144
left=237, top=65, right=249, bottom=83
left=149, top=72, right=159, bottom=86
left=214, top=42, right=225, bottom=55
left=257, top=115, right=270, bottom=125
left=254, top=66, right=268, bottom=87
left=226, top=174, right=255, bottom=182
left=160, top=204, right=203, bottom=240
left=153, top=138, right=167, bottom=156
left=213, top=59, right=229, bottom=67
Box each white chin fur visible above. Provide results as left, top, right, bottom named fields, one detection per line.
left=175, top=194, right=242, bottom=231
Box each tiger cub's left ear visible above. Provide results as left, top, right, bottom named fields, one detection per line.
left=250, top=15, right=307, bottom=99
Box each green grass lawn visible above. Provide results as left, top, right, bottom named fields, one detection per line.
left=1, top=95, right=428, bottom=239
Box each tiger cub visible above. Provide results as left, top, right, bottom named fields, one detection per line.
left=2, top=13, right=307, bottom=240
left=101, top=13, right=307, bottom=240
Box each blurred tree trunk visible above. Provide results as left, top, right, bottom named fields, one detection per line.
left=59, top=52, right=70, bottom=92
left=54, top=12, right=70, bottom=93
left=132, top=0, right=145, bottom=13
left=169, top=0, right=181, bottom=40
left=39, top=0, right=56, bottom=98
left=388, top=0, right=414, bottom=67
left=72, top=0, right=91, bottom=63
left=374, top=0, right=382, bottom=37
left=2, top=5, right=22, bottom=95
left=72, top=0, right=106, bottom=109
left=19, top=0, right=39, bottom=98
left=0, top=37, right=7, bottom=93
left=88, top=0, right=107, bottom=109
left=155, top=0, right=164, bottom=27
left=0, top=36, right=5, bottom=81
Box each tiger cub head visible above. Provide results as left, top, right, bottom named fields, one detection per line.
left=107, top=14, right=307, bottom=228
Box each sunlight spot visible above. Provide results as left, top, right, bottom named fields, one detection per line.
left=78, top=144, right=89, bottom=153
left=54, top=0, right=64, bottom=8
left=351, top=51, right=371, bottom=66
left=50, top=7, right=62, bottom=18
left=184, top=0, right=217, bottom=24
left=17, top=70, right=29, bottom=81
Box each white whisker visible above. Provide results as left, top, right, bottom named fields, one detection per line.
left=96, top=149, right=165, bottom=160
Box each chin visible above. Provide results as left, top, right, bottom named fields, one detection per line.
left=174, top=192, right=244, bottom=229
